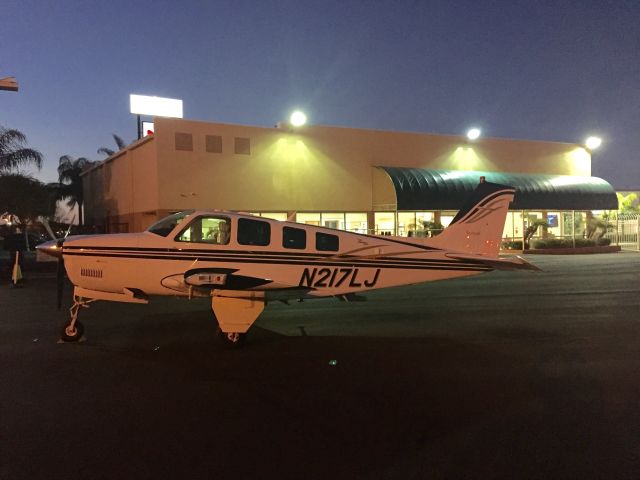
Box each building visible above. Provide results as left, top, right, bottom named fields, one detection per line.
left=83, top=117, right=617, bottom=242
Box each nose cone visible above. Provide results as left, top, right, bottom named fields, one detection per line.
left=36, top=239, right=63, bottom=258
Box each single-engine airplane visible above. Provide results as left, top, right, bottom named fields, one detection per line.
left=38, top=178, right=538, bottom=346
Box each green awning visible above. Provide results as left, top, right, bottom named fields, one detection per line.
left=378, top=167, right=618, bottom=210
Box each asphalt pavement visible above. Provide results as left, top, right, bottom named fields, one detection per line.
left=1, top=252, right=640, bottom=479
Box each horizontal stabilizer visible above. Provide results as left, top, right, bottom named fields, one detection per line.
left=446, top=253, right=541, bottom=271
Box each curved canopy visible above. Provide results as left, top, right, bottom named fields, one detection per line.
left=378, top=167, right=618, bottom=211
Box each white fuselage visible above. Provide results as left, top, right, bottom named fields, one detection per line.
left=61, top=212, right=491, bottom=301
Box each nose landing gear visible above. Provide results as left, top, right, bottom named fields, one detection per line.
left=60, top=295, right=95, bottom=342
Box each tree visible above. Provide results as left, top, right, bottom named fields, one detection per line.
left=523, top=218, right=549, bottom=249
left=97, top=134, right=127, bottom=157
left=0, top=173, right=56, bottom=221
left=617, top=192, right=639, bottom=213
left=57, top=155, right=94, bottom=225
left=0, top=127, right=43, bottom=173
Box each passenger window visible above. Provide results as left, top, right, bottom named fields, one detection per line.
left=283, top=226, right=306, bottom=249
left=175, top=216, right=231, bottom=245
left=316, top=232, right=339, bottom=251
left=237, top=218, right=270, bottom=246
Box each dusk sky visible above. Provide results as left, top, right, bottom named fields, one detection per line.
left=2, top=0, right=639, bottom=188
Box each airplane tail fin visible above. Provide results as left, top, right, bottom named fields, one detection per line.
left=423, top=177, right=516, bottom=257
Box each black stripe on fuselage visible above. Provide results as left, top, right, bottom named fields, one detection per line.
left=62, top=249, right=491, bottom=272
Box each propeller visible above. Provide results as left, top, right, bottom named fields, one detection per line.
left=41, top=218, right=74, bottom=310
left=56, top=238, right=65, bottom=309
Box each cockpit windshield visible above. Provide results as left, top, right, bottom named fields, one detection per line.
left=147, top=211, right=194, bottom=237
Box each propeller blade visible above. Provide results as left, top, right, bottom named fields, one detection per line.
left=56, top=255, right=65, bottom=310
left=41, top=219, right=57, bottom=241
left=56, top=239, right=65, bottom=310
left=64, top=214, right=76, bottom=239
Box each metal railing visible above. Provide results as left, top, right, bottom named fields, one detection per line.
left=606, top=214, right=640, bottom=250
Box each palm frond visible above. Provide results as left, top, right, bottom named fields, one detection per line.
left=0, top=127, right=43, bottom=172
left=113, top=134, right=126, bottom=150
left=0, top=128, right=27, bottom=147
left=0, top=148, right=43, bottom=172
left=97, top=147, right=115, bottom=156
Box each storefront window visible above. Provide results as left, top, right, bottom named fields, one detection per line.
left=440, top=212, right=456, bottom=228
left=297, top=213, right=320, bottom=226
left=321, top=212, right=345, bottom=230
left=374, top=212, right=395, bottom=235
left=574, top=212, right=586, bottom=236
left=259, top=212, right=287, bottom=221
left=503, top=211, right=516, bottom=239
left=345, top=213, right=367, bottom=234
left=546, top=211, right=561, bottom=237
left=397, top=212, right=415, bottom=237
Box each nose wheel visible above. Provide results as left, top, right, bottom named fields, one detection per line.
left=60, top=294, right=95, bottom=342
left=61, top=321, right=84, bottom=342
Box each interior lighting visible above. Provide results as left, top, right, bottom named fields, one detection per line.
left=466, top=128, right=481, bottom=141
left=585, top=136, right=602, bottom=150
left=290, top=110, right=307, bottom=127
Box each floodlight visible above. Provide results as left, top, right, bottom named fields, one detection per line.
left=290, top=110, right=307, bottom=127
left=466, top=128, right=481, bottom=141
left=585, top=136, right=602, bottom=150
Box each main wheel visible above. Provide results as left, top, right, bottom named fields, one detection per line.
left=217, top=328, right=246, bottom=348
left=60, top=321, right=84, bottom=342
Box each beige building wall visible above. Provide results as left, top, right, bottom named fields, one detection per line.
left=83, top=117, right=591, bottom=232
left=83, top=135, right=159, bottom=232
left=154, top=117, right=590, bottom=213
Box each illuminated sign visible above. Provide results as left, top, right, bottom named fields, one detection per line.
left=129, top=94, right=183, bottom=118
left=142, top=121, right=154, bottom=137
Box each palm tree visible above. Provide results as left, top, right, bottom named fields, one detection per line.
left=97, top=134, right=127, bottom=157
left=57, top=155, right=94, bottom=225
left=0, top=127, right=43, bottom=173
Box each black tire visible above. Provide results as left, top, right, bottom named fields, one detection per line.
left=60, top=321, right=84, bottom=342
left=217, top=327, right=246, bottom=348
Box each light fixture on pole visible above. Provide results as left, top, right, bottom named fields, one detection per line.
left=585, top=136, right=602, bottom=150
left=290, top=110, right=307, bottom=127
left=466, top=127, right=481, bottom=141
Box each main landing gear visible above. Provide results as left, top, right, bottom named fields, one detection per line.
left=217, top=328, right=247, bottom=348
left=211, top=293, right=265, bottom=348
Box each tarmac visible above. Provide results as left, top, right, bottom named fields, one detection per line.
left=1, top=252, right=640, bottom=479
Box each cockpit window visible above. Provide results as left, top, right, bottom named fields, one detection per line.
left=175, top=216, right=232, bottom=245
left=147, top=211, right=194, bottom=237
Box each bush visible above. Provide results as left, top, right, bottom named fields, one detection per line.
left=574, top=238, right=596, bottom=248
left=531, top=238, right=572, bottom=249
left=529, top=237, right=616, bottom=249
left=501, top=240, right=523, bottom=250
